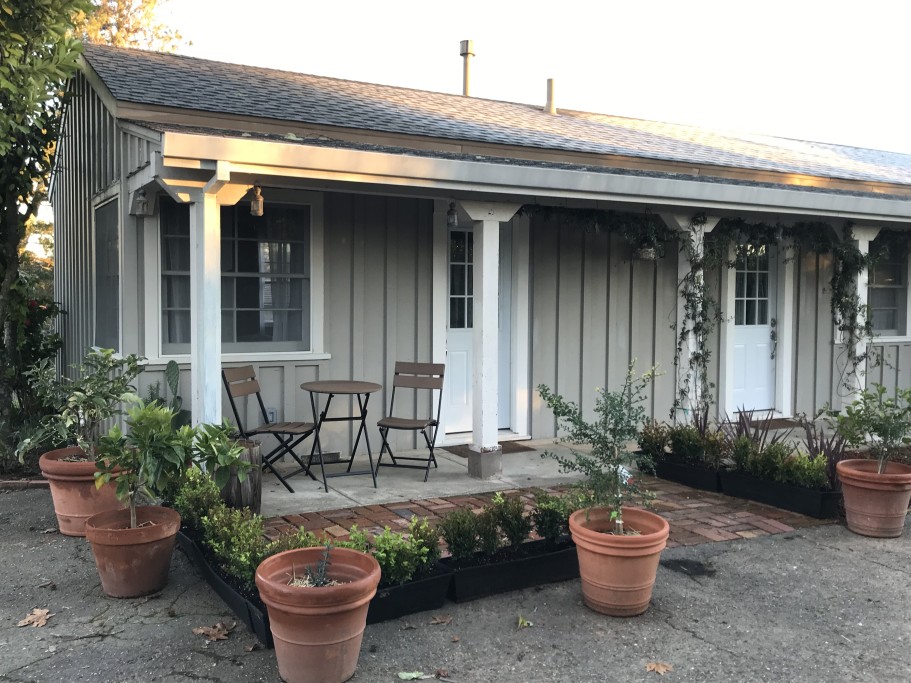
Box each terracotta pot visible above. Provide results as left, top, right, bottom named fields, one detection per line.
left=39, top=447, right=125, bottom=536
left=569, top=507, right=669, bottom=617
left=84, top=506, right=181, bottom=598
left=836, top=459, right=911, bottom=538
left=256, top=547, right=380, bottom=683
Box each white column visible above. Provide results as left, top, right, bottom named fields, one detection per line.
left=460, top=201, right=519, bottom=479
left=850, top=226, right=881, bottom=394
left=189, top=191, right=222, bottom=425
left=661, top=214, right=720, bottom=420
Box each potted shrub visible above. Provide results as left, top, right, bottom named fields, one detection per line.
left=831, top=385, right=911, bottom=537
left=538, top=364, right=669, bottom=617
left=16, top=348, right=143, bottom=536
left=351, top=517, right=453, bottom=624
left=84, top=402, right=245, bottom=597
left=645, top=407, right=725, bottom=492
left=255, top=544, right=380, bottom=683
left=717, top=412, right=845, bottom=518
left=439, top=492, right=580, bottom=603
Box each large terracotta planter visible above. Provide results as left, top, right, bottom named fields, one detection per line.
left=84, top=505, right=181, bottom=598
left=569, top=507, right=669, bottom=617
left=39, top=447, right=124, bottom=536
left=836, top=459, right=911, bottom=538
left=256, top=547, right=380, bottom=683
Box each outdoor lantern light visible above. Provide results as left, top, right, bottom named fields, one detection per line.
left=447, top=202, right=459, bottom=228
left=129, top=188, right=149, bottom=217
left=250, top=185, right=264, bottom=217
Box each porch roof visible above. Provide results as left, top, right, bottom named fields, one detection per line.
left=82, top=44, right=911, bottom=190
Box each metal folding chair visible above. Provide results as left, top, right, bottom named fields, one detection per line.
left=375, top=362, right=445, bottom=482
left=222, top=365, right=317, bottom=493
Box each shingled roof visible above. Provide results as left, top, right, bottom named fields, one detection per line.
left=82, top=43, right=911, bottom=188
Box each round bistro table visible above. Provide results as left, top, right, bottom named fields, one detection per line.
left=299, top=380, right=382, bottom=492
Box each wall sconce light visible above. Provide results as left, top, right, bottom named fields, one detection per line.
left=129, top=188, right=149, bottom=217
left=250, top=185, right=264, bottom=217
left=447, top=202, right=459, bottom=228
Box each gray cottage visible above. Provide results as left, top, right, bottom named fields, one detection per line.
left=51, top=43, right=911, bottom=473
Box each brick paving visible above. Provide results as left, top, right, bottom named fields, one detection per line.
left=263, top=473, right=835, bottom=548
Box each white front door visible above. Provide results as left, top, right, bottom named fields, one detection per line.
left=732, top=244, right=777, bottom=411
left=445, top=225, right=512, bottom=433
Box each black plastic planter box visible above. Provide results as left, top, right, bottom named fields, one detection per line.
left=367, top=563, right=453, bottom=624
left=654, top=460, right=723, bottom=493
left=176, top=531, right=274, bottom=647
left=718, top=470, right=842, bottom=519
left=443, top=540, right=579, bottom=603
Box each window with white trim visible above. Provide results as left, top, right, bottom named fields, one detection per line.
left=868, top=239, right=908, bottom=337
left=94, top=199, right=120, bottom=350
left=160, top=197, right=312, bottom=354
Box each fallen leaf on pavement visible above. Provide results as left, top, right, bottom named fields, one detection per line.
left=244, top=642, right=263, bottom=652
left=646, top=662, right=673, bottom=675
left=429, top=615, right=452, bottom=626
left=435, top=668, right=450, bottom=679
left=451, top=635, right=460, bottom=643
left=36, top=579, right=56, bottom=590
left=18, top=608, right=53, bottom=627
left=516, top=614, right=533, bottom=629
left=397, top=673, right=432, bottom=680
left=192, top=621, right=235, bottom=641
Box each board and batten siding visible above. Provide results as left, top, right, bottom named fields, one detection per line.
left=138, top=192, right=436, bottom=457
left=51, top=72, right=159, bottom=371
left=528, top=217, right=681, bottom=436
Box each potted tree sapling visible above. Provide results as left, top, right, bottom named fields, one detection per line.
left=16, top=348, right=143, bottom=536
left=538, top=363, right=669, bottom=616
left=85, top=402, right=246, bottom=597
left=832, top=385, right=911, bottom=537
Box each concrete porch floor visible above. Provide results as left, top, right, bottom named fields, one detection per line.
left=259, top=438, right=835, bottom=548
left=260, top=438, right=581, bottom=518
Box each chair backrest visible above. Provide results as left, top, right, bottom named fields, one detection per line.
left=222, top=365, right=269, bottom=434
left=388, top=362, right=445, bottom=422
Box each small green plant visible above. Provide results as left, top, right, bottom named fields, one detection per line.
left=538, top=362, right=657, bottom=534
left=172, top=467, right=222, bottom=534
left=668, top=424, right=705, bottom=465
left=491, top=492, right=532, bottom=552
left=779, top=452, right=829, bottom=489
left=531, top=491, right=572, bottom=546
left=201, top=502, right=268, bottom=586
left=438, top=508, right=477, bottom=561
left=265, top=528, right=322, bottom=556
left=729, top=435, right=757, bottom=472
left=797, top=411, right=847, bottom=489
left=303, top=544, right=334, bottom=587
left=16, top=348, right=144, bottom=461
left=475, top=508, right=501, bottom=556
left=829, top=384, right=911, bottom=474
left=369, top=527, right=428, bottom=585
left=751, top=441, right=793, bottom=480
left=407, top=516, right=441, bottom=567
left=637, top=420, right=669, bottom=463
left=95, top=402, right=250, bottom=529
left=147, top=360, right=192, bottom=427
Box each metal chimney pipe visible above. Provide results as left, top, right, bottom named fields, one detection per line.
left=545, top=78, right=556, bottom=114
left=460, top=39, right=475, bottom=96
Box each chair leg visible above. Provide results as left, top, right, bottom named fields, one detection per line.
left=421, top=429, right=437, bottom=482
left=374, top=427, right=393, bottom=475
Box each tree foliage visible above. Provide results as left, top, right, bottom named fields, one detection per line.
left=0, top=0, right=89, bottom=459
left=77, top=0, right=184, bottom=51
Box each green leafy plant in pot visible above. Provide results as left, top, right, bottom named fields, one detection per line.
left=538, top=363, right=669, bottom=616
left=15, top=348, right=144, bottom=536
left=829, top=384, right=911, bottom=537
left=84, top=402, right=247, bottom=597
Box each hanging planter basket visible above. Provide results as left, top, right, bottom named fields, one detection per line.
left=634, top=246, right=658, bottom=261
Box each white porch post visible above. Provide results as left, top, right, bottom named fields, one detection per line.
left=460, top=201, right=519, bottom=479
left=850, top=226, right=881, bottom=395
left=189, top=191, right=222, bottom=425
left=661, top=214, right=720, bottom=421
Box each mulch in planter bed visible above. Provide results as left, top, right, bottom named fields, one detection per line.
left=718, top=470, right=842, bottom=519
left=442, top=538, right=579, bottom=603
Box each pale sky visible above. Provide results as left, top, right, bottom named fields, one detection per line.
left=157, top=0, right=907, bottom=156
